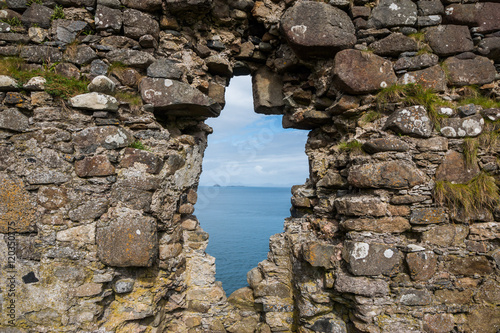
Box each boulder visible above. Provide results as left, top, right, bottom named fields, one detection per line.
left=205, top=55, right=232, bottom=77
left=440, top=114, right=484, bottom=138
left=95, top=5, right=122, bottom=32
left=435, top=150, right=479, bottom=183
left=97, top=205, right=157, bottom=267
left=425, top=25, right=473, bottom=56
left=333, top=49, right=396, bottom=94
left=73, top=126, right=134, bottom=152
left=384, top=105, right=433, bottom=138
left=120, top=147, right=163, bottom=174
left=20, top=46, right=62, bottom=64
left=477, top=37, right=500, bottom=62
left=20, top=4, right=53, bottom=28
left=444, top=3, right=500, bottom=33
left=280, top=1, right=356, bottom=58
left=344, top=241, right=402, bottom=276
left=418, top=0, right=444, bottom=16
left=53, top=20, right=89, bottom=44
left=252, top=66, right=284, bottom=115
left=70, top=92, right=119, bottom=111
left=397, top=65, right=447, bottom=92
left=23, top=76, right=46, bottom=91
left=123, top=9, right=159, bottom=40
left=443, top=55, right=496, bottom=87
left=370, top=0, right=417, bottom=28
left=87, top=75, right=116, bottom=94
left=0, top=75, right=18, bottom=90
left=348, top=160, right=427, bottom=189
left=370, top=33, right=418, bottom=56
left=140, top=77, right=221, bottom=117
left=65, top=45, right=97, bottom=65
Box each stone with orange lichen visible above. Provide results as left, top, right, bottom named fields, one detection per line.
left=0, top=173, right=37, bottom=233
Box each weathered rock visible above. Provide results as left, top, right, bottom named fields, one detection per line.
left=74, top=283, right=102, bottom=297
left=56, top=223, right=96, bottom=244
left=443, top=55, right=496, bottom=87
left=344, top=241, right=401, bottom=276
left=440, top=115, right=484, bottom=138
left=120, top=148, right=163, bottom=174
left=341, top=217, right=410, bottom=233
left=384, top=105, right=433, bottom=138
left=106, top=49, right=156, bottom=68
left=53, top=20, right=89, bottom=44
left=23, top=76, right=46, bottom=91
left=423, top=313, right=454, bottom=333
left=399, top=288, right=432, bottom=306
left=302, top=242, right=339, bottom=269
left=435, top=150, right=478, bottom=183
left=370, top=0, right=417, bottom=28
left=280, top=1, right=356, bottom=58
left=334, top=49, right=396, bottom=94
left=0, top=75, right=18, bottom=91
left=55, top=62, right=80, bottom=79
left=447, top=256, right=493, bottom=276
left=95, top=5, right=122, bottom=32
left=113, top=278, right=135, bottom=293
left=397, top=65, right=447, bottom=92
left=75, top=155, right=115, bottom=177
left=481, top=108, right=500, bottom=122
left=362, top=137, right=409, bottom=154
left=425, top=25, right=473, bottom=56
left=65, top=45, right=97, bottom=65
left=123, top=9, right=159, bottom=40
left=0, top=173, right=37, bottom=233
left=70, top=92, right=119, bottom=112
left=335, top=195, right=387, bottom=217
left=308, top=318, right=347, bottom=333
left=147, top=58, right=183, bottom=80
left=97, top=205, right=157, bottom=267
left=166, top=0, right=212, bottom=14
left=371, top=33, right=418, bottom=56
left=252, top=67, right=284, bottom=115
left=139, top=77, right=221, bottom=117
left=20, top=46, right=62, bottom=64
left=205, top=55, right=233, bottom=76
left=316, top=170, right=347, bottom=188
left=87, top=75, right=116, bottom=94
left=68, top=197, right=109, bottom=222
left=435, top=289, right=473, bottom=305
left=394, top=53, right=439, bottom=71
left=335, top=273, right=389, bottom=296
left=37, top=186, right=68, bottom=210
left=90, top=59, right=109, bottom=76
left=25, top=170, right=71, bottom=185
left=410, top=207, right=447, bottom=224
left=477, top=37, right=500, bottom=61
left=20, top=4, right=53, bottom=28
left=73, top=126, right=134, bottom=152
left=0, top=108, right=29, bottom=132
left=121, top=0, right=162, bottom=12
left=444, top=3, right=500, bottom=34
left=422, top=224, right=468, bottom=247
left=469, top=223, right=500, bottom=241
left=467, top=306, right=500, bottom=333
left=406, top=251, right=437, bottom=281
left=457, top=103, right=481, bottom=117
left=348, top=160, right=427, bottom=189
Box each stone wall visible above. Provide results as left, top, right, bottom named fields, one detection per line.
left=0, top=0, right=499, bottom=332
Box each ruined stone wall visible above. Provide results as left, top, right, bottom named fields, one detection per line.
left=0, top=0, right=499, bottom=332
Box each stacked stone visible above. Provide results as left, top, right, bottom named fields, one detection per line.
left=0, top=0, right=498, bottom=332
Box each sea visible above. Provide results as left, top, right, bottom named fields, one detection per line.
left=194, top=186, right=292, bottom=295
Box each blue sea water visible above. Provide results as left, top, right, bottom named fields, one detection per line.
left=194, top=186, right=292, bottom=295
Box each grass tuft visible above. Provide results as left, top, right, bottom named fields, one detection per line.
left=129, top=140, right=148, bottom=150
left=463, top=137, right=479, bottom=168
left=50, top=5, right=65, bottom=21
left=1, top=17, right=22, bottom=27
left=359, top=110, right=382, bottom=124
left=338, top=140, right=364, bottom=154
left=115, top=91, right=142, bottom=106
left=434, top=172, right=499, bottom=219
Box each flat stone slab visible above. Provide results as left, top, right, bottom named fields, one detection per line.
left=370, top=0, right=417, bottom=28
left=280, top=1, right=356, bottom=58
left=425, top=25, right=473, bottom=56
left=334, top=49, right=396, bottom=94
left=370, top=33, right=418, bottom=56
left=362, top=137, right=410, bottom=154
left=344, top=241, right=402, bottom=276
left=70, top=92, right=119, bottom=111
left=0, top=108, right=29, bottom=132
left=334, top=273, right=389, bottom=297
left=440, top=114, right=484, bottom=138
left=348, top=160, right=427, bottom=189
left=398, top=65, right=446, bottom=92
left=139, top=77, right=221, bottom=117
left=435, top=150, right=480, bottom=183
left=384, top=105, right=433, bottom=138
left=73, top=126, right=134, bottom=153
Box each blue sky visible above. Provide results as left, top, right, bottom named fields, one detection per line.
left=199, top=75, right=310, bottom=187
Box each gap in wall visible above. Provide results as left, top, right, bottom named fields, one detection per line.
left=195, top=75, right=309, bottom=294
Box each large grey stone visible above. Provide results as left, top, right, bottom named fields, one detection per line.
left=252, top=67, right=284, bottom=115
left=97, top=206, right=157, bottom=267
left=95, top=5, right=122, bottom=32
left=384, top=105, right=433, bottom=138
left=20, top=4, right=53, bottom=28
left=444, top=3, right=500, bottom=34
left=65, top=45, right=97, bottom=65
left=344, top=241, right=402, bottom=276
left=139, top=77, right=221, bottom=117
left=333, top=49, right=396, bottom=94
left=87, top=75, right=116, bottom=94
left=340, top=217, right=411, bottom=233
left=477, top=37, right=500, bottom=62
left=348, top=160, right=427, bottom=189
left=370, top=0, right=417, bottom=28
left=106, top=49, right=155, bottom=68
left=443, top=55, right=496, bottom=87
left=70, top=92, right=119, bottom=112
left=394, top=53, right=439, bottom=71
left=425, top=25, right=473, bottom=56
left=68, top=197, right=109, bottom=221
left=362, top=137, right=409, bottom=154
left=20, top=46, right=62, bottom=64
left=370, top=33, right=418, bottom=56
left=147, top=58, right=183, bottom=79
left=123, top=9, right=159, bottom=40
left=73, top=126, right=134, bottom=152
left=440, top=114, right=484, bottom=138
left=334, top=195, right=387, bottom=217
left=0, top=108, right=28, bottom=132
left=53, top=20, right=89, bottom=44
left=397, top=65, right=447, bottom=92
left=280, top=1, right=356, bottom=58
left=0, top=75, right=18, bottom=90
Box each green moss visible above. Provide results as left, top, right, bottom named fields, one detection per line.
left=27, top=0, right=43, bottom=5
left=359, top=110, right=382, bottom=124
left=108, top=61, right=127, bottom=73
left=50, top=5, right=65, bottom=21
left=115, top=91, right=142, bottom=106
left=338, top=140, right=364, bottom=154
left=434, top=172, right=499, bottom=218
